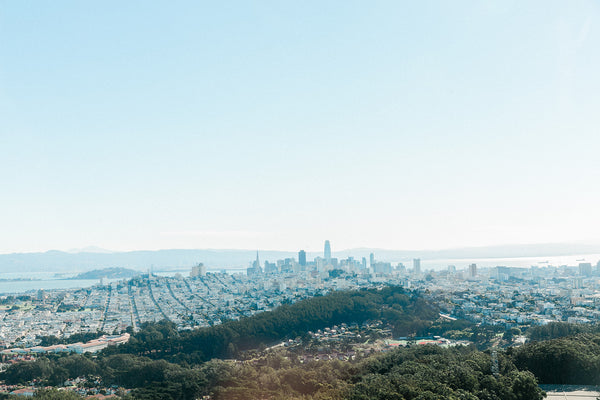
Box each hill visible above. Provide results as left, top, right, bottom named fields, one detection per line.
left=0, top=287, right=546, bottom=400
left=108, top=286, right=439, bottom=363
left=72, top=267, right=141, bottom=280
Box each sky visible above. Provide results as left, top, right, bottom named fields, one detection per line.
left=1, top=1, right=600, bottom=254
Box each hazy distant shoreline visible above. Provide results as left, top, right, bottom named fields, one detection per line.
left=0, top=252, right=599, bottom=296
left=0, top=277, right=43, bottom=282
left=0, top=243, right=599, bottom=275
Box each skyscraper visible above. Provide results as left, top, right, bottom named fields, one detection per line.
left=247, top=251, right=263, bottom=276
left=324, top=240, right=331, bottom=263
left=298, top=250, right=306, bottom=266
left=253, top=251, right=262, bottom=273
left=191, top=263, right=206, bottom=277
left=469, top=263, right=477, bottom=278
left=579, top=262, right=592, bottom=277
left=413, top=258, right=421, bottom=275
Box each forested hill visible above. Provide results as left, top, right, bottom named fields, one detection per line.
left=106, top=286, right=438, bottom=363
left=1, top=339, right=546, bottom=400
left=1, top=287, right=551, bottom=400
left=512, top=332, right=600, bottom=385
left=73, top=267, right=140, bottom=279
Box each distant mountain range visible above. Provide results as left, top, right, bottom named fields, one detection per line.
left=335, top=242, right=600, bottom=262
left=0, top=249, right=299, bottom=273
left=0, top=242, right=599, bottom=273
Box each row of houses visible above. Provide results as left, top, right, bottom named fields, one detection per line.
left=1, top=333, right=129, bottom=356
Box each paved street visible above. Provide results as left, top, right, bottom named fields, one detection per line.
left=542, top=385, right=600, bottom=400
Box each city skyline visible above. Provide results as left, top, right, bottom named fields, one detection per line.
left=2, top=1, right=600, bottom=254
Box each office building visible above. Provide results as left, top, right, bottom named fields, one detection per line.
left=298, top=250, right=306, bottom=266
left=191, top=263, right=206, bottom=277
left=413, top=258, right=421, bottom=275
left=579, top=262, right=592, bottom=277
left=247, top=251, right=263, bottom=276
left=469, top=263, right=477, bottom=278
left=324, top=240, right=331, bottom=263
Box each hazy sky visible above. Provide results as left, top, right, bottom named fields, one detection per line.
left=1, top=1, right=599, bottom=254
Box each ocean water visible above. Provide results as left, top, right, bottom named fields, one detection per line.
left=0, top=267, right=246, bottom=295
left=0, top=271, right=122, bottom=295
left=0, top=278, right=103, bottom=295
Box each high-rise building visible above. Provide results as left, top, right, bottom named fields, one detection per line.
left=324, top=240, right=331, bottom=263
left=247, top=251, right=262, bottom=275
left=264, top=261, right=278, bottom=274
left=469, top=263, right=477, bottom=278
left=495, top=266, right=510, bottom=280
left=298, top=250, right=306, bottom=266
left=191, top=263, right=206, bottom=277
left=579, top=262, right=592, bottom=277
left=413, top=258, right=421, bottom=275
left=254, top=251, right=262, bottom=271
left=247, top=252, right=263, bottom=276
left=397, top=263, right=406, bottom=274
left=369, top=253, right=375, bottom=267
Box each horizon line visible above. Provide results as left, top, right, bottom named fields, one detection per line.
left=2, top=240, right=600, bottom=257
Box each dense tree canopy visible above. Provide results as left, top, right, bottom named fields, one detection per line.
left=0, top=287, right=552, bottom=400
left=512, top=332, right=600, bottom=384
left=109, top=286, right=439, bottom=364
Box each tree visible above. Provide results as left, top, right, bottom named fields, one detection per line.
left=33, top=388, right=83, bottom=400
left=511, top=371, right=543, bottom=400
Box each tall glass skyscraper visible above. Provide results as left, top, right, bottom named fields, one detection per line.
left=413, top=258, right=421, bottom=275
left=324, top=240, right=331, bottom=263
left=298, top=250, right=306, bottom=266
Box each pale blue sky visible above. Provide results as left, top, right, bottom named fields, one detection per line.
left=1, top=1, right=599, bottom=253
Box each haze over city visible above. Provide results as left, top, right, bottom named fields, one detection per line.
left=4, top=3, right=600, bottom=399
left=2, top=1, right=600, bottom=255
